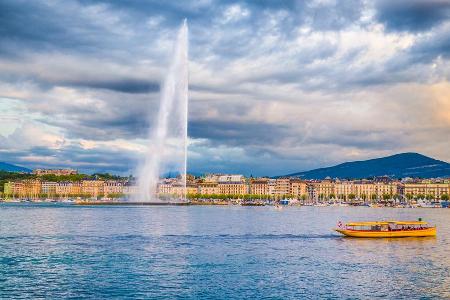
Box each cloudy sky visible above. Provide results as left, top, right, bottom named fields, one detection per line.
left=1, top=0, right=449, bottom=176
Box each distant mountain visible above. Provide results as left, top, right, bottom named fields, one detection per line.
left=281, top=153, right=450, bottom=179
left=0, top=162, right=32, bottom=173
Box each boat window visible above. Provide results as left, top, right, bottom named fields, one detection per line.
left=371, top=225, right=381, bottom=231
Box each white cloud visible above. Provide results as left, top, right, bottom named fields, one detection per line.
left=222, top=4, right=250, bottom=23
left=0, top=123, right=65, bottom=151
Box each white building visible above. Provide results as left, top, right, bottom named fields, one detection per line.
left=217, top=174, right=245, bottom=183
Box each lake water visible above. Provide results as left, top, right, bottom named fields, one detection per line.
left=1, top=203, right=449, bottom=299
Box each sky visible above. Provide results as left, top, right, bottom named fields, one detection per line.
left=0, top=0, right=449, bottom=176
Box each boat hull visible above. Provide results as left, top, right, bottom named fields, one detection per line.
left=335, top=227, right=436, bottom=238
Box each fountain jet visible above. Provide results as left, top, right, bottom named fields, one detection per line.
left=136, top=20, right=188, bottom=202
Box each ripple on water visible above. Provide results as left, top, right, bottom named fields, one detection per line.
left=0, top=204, right=449, bottom=299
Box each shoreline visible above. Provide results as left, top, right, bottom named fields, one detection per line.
left=75, top=201, right=191, bottom=206
left=0, top=200, right=448, bottom=208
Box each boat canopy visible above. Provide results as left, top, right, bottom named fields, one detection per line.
left=346, top=221, right=428, bottom=226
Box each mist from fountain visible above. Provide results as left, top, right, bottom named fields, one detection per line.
left=135, top=20, right=188, bottom=202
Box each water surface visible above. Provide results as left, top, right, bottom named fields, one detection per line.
left=1, top=204, right=449, bottom=299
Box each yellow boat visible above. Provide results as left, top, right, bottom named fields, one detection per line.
left=335, top=220, right=436, bottom=238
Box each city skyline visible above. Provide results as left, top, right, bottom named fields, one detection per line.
left=3, top=171, right=449, bottom=203
left=1, top=0, right=450, bottom=176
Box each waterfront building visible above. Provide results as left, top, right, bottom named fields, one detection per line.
left=56, top=181, right=69, bottom=196
left=3, top=174, right=449, bottom=203
left=103, top=180, right=125, bottom=196
left=82, top=180, right=104, bottom=197
left=199, top=174, right=248, bottom=196
left=309, top=179, right=334, bottom=201
left=56, top=181, right=82, bottom=197
left=268, top=179, right=277, bottom=196
left=307, top=182, right=317, bottom=200
left=12, top=181, right=25, bottom=197
left=158, top=180, right=200, bottom=196
left=333, top=180, right=400, bottom=201
left=8, top=180, right=42, bottom=199
left=375, top=182, right=399, bottom=198
left=290, top=179, right=308, bottom=198
left=170, top=184, right=187, bottom=196
left=403, top=180, right=450, bottom=199
left=186, top=184, right=198, bottom=195
left=198, top=183, right=220, bottom=195
left=334, top=180, right=352, bottom=200
left=423, top=182, right=449, bottom=199
left=353, top=180, right=376, bottom=201
left=218, top=182, right=248, bottom=195
left=41, top=181, right=57, bottom=196
left=250, top=178, right=269, bottom=195
left=274, top=178, right=291, bottom=196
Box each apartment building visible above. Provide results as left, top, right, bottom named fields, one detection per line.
left=250, top=178, right=269, bottom=195
left=198, top=183, right=220, bottom=195
left=81, top=180, right=104, bottom=197
left=41, top=181, right=57, bottom=195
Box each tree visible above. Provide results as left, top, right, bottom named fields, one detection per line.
left=109, top=193, right=124, bottom=199
left=92, top=173, right=124, bottom=180
left=441, top=194, right=449, bottom=201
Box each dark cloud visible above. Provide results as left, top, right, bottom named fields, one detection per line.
left=63, top=79, right=160, bottom=94
left=78, top=0, right=212, bottom=22
left=189, top=119, right=291, bottom=146
left=305, top=128, right=408, bottom=150
left=376, top=0, right=450, bottom=32
left=0, top=144, right=138, bottom=175
left=0, top=1, right=114, bottom=56
left=37, top=102, right=151, bottom=141
left=408, top=25, right=450, bottom=62
left=375, top=24, right=450, bottom=81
